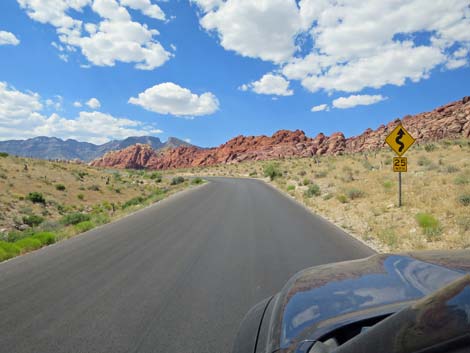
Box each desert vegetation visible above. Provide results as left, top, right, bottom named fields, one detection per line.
left=192, top=139, right=470, bottom=252
left=0, top=155, right=202, bottom=262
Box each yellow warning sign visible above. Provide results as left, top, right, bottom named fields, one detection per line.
left=393, top=157, right=407, bottom=172
left=385, top=125, right=415, bottom=156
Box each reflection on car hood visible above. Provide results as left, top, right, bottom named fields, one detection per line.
left=268, top=250, right=470, bottom=351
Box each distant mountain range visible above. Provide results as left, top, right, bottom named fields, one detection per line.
left=0, top=136, right=194, bottom=162
left=91, top=96, right=470, bottom=170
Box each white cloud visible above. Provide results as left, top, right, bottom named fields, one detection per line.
left=184, top=138, right=191, bottom=143
left=191, top=0, right=223, bottom=12
left=194, top=0, right=470, bottom=93
left=121, top=0, right=165, bottom=20
left=17, top=0, right=171, bottom=70
left=86, top=97, right=101, bottom=109
left=73, top=101, right=82, bottom=107
left=241, top=73, right=293, bottom=96
left=0, top=82, right=161, bottom=144
left=311, top=104, right=328, bottom=112
left=196, top=0, right=302, bottom=63
left=0, top=31, right=20, bottom=46
left=332, top=95, right=387, bottom=109
left=129, top=82, right=219, bottom=117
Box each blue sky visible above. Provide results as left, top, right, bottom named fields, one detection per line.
left=0, top=0, right=469, bottom=147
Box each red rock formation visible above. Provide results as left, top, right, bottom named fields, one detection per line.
left=91, top=96, right=470, bottom=170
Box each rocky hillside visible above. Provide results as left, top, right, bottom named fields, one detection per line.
left=91, top=96, right=470, bottom=170
left=0, top=136, right=194, bottom=162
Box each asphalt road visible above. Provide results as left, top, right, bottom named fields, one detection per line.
left=0, top=177, right=374, bottom=353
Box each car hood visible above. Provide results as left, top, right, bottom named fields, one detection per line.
left=265, top=250, right=470, bottom=352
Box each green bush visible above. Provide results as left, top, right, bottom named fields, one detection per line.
left=77, top=193, right=85, bottom=200
left=458, top=194, right=470, bottom=206
left=170, top=176, right=185, bottom=185
left=337, top=194, right=348, bottom=204
left=287, top=185, right=296, bottom=191
left=0, top=152, right=9, bottom=158
left=0, top=241, right=20, bottom=259
left=0, top=247, right=8, bottom=261
left=191, top=177, right=204, bottom=185
left=26, top=192, right=45, bottom=204
left=303, top=178, right=311, bottom=186
left=347, top=188, right=365, bottom=200
left=304, top=184, right=321, bottom=198
left=33, top=232, right=56, bottom=245
left=416, top=213, right=442, bottom=240
left=75, top=221, right=95, bottom=233
left=22, top=214, right=44, bottom=227
left=55, top=184, right=66, bottom=191
left=454, top=174, right=470, bottom=185
left=264, top=163, right=282, bottom=181
left=122, top=196, right=145, bottom=208
left=61, top=212, right=91, bottom=225
left=14, top=237, right=42, bottom=253
left=382, top=180, right=393, bottom=191
left=424, top=143, right=436, bottom=152
left=249, top=171, right=257, bottom=177
left=150, top=172, right=162, bottom=182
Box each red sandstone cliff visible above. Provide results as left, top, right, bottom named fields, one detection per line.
left=90, top=96, right=470, bottom=170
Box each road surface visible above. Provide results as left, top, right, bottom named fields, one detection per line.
left=0, top=177, right=374, bottom=353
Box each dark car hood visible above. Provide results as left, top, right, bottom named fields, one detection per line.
left=266, top=250, right=470, bottom=352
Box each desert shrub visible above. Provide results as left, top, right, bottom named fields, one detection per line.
left=75, top=221, right=95, bottom=233
left=323, top=193, right=333, bottom=200
left=264, top=163, right=282, bottom=181
left=377, top=229, right=399, bottom=249
left=287, top=185, right=296, bottom=191
left=22, top=214, right=44, bottom=227
left=55, top=184, right=66, bottom=191
left=337, top=194, right=348, bottom=203
left=304, top=184, right=321, bottom=198
left=191, top=177, right=204, bottom=185
left=93, top=213, right=110, bottom=225
left=315, top=171, right=328, bottom=178
left=417, top=156, right=432, bottom=167
left=88, top=184, right=101, bottom=191
left=150, top=172, right=162, bottom=182
left=416, top=213, right=442, bottom=240
left=0, top=241, right=20, bottom=259
left=362, top=160, right=374, bottom=170
left=445, top=165, right=460, bottom=173
left=61, top=212, right=90, bottom=225
left=457, top=217, right=470, bottom=232
left=382, top=180, right=393, bottom=191
left=14, top=237, right=42, bottom=253
left=122, top=196, right=145, bottom=209
left=170, top=176, right=185, bottom=185
left=302, top=178, right=311, bottom=186
left=249, top=171, right=257, bottom=177
left=458, top=194, right=470, bottom=206
left=77, top=193, right=85, bottom=200
left=26, top=192, right=45, bottom=204
left=424, top=143, right=436, bottom=152
left=347, top=188, right=365, bottom=200
left=454, top=174, right=470, bottom=185
left=33, top=232, right=56, bottom=245
left=0, top=152, right=8, bottom=157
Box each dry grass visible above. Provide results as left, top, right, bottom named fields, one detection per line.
left=189, top=139, right=470, bottom=252
left=0, top=155, right=196, bottom=261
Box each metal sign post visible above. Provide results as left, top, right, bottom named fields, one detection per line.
left=386, top=126, right=415, bottom=207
